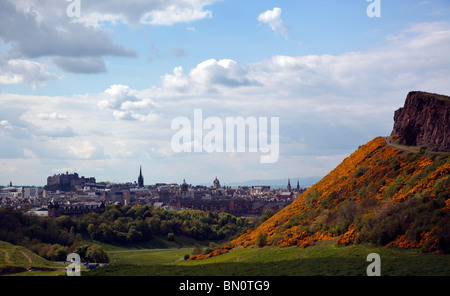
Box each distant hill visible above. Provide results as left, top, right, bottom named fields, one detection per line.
left=226, top=177, right=322, bottom=188
left=191, top=92, right=450, bottom=259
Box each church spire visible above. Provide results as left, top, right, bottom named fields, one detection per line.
left=138, top=165, right=144, bottom=188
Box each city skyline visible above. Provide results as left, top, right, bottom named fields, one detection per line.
left=1, top=1, right=450, bottom=186
left=2, top=166, right=318, bottom=189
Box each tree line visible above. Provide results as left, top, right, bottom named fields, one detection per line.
left=0, top=204, right=254, bottom=262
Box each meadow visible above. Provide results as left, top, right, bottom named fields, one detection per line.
left=88, top=240, right=450, bottom=276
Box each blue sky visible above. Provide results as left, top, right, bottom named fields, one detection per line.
left=1, top=0, right=450, bottom=186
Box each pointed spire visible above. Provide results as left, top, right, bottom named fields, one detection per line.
left=138, top=165, right=144, bottom=188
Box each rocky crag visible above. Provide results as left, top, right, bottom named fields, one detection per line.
left=391, top=91, right=450, bottom=152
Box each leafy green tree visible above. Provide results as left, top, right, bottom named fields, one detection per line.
left=126, top=228, right=143, bottom=242
left=85, top=244, right=109, bottom=263
left=73, top=245, right=89, bottom=260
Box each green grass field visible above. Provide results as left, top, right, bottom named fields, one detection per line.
left=0, top=241, right=66, bottom=276
left=88, top=240, right=450, bottom=276
left=2, top=238, right=449, bottom=276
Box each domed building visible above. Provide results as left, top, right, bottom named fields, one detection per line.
left=181, top=179, right=188, bottom=192
left=213, top=177, right=221, bottom=189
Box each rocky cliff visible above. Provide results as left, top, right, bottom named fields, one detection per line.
left=391, top=91, right=450, bottom=152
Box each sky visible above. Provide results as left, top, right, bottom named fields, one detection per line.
left=1, top=0, right=450, bottom=186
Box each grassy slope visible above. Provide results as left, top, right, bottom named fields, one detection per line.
left=95, top=235, right=210, bottom=252
left=88, top=240, right=450, bottom=276
left=0, top=240, right=64, bottom=276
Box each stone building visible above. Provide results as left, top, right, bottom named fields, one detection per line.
left=47, top=200, right=105, bottom=218
left=45, top=172, right=96, bottom=191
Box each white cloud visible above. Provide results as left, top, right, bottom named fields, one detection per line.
left=0, top=120, right=13, bottom=132
left=99, top=84, right=159, bottom=121
left=38, top=113, right=67, bottom=120
left=140, top=4, right=212, bottom=26
left=0, top=0, right=135, bottom=76
left=155, top=21, right=450, bottom=158
left=162, top=59, right=257, bottom=93
left=0, top=59, right=58, bottom=88
left=1, top=21, right=450, bottom=185
left=99, top=84, right=140, bottom=109
left=76, top=0, right=219, bottom=27
left=0, top=0, right=219, bottom=81
left=68, top=140, right=100, bottom=160
left=257, top=7, right=290, bottom=39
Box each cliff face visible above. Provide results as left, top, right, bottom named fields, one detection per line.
left=391, top=91, right=450, bottom=152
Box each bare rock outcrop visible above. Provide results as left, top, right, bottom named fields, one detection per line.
left=391, top=91, right=450, bottom=152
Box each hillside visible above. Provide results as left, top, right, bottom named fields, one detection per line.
left=0, top=240, right=62, bottom=275
left=191, top=136, right=450, bottom=259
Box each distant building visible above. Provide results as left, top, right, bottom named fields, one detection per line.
left=22, top=187, right=39, bottom=198
left=45, top=172, right=96, bottom=191
left=158, top=185, right=170, bottom=202
left=138, top=166, right=144, bottom=188
left=47, top=200, right=105, bottom=218
left=102, top=188, right=134, bottom=205
left=213, top=177, right=221, bottom=189
left=277, top=191, right=294, bottom=200
left=0, top=186, right=38, bottom=199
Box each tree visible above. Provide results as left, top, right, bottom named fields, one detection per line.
left=126, top=228, right=143, bottom=242
left=46, top=244, right=67, bottom=261
left=73, top=245, right=89, bottom=260
left=260, top=209, right=274, bottom=224
left=85, top=244, right=109, bottom=263
left=86, top=224, right=96, bottom=239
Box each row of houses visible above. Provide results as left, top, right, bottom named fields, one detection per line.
left=156, top=196, right=291, bottom=217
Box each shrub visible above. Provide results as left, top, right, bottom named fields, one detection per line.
left=337, top=200, right=359, bottom=225
left=353, top=166, right=368, bottom=178
left=256, top=232, right=268, bottom=248
left=192, top=246, right=203, bottom=256
left=383, top=175, right=405, bottom=199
